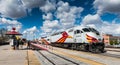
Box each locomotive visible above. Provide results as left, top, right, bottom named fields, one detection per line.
left=43, top=26, right=105, bottom=53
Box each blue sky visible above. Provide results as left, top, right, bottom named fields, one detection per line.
left=18, top=8, right=43, bottom=30
left=0, top=0, right=120, bottom=40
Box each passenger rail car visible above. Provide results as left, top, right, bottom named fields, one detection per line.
left=45, top=26, right=105, bottom=53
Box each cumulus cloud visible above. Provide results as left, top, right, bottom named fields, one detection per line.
left=6, top=25, right=22, bottom=32
left=43, top=13, right=53, bottom=20
left=57, top=1, right=70, bottom=13
left=41, top=20, right=60, bottom=33
left=92, top=0, right=120, bottom=35
left=82, top=14, right=102, bottom=25
left=40, top=0, right=56, bottom=13
left=0, top=0, right=47, bottom=19
left=23, top=26, right=38, bottom=34
left=1, top=18, right=21, bottom=25
left=81, top=13, right=120, bottom=35
left=22, top=26, right=39, bottom=39
left=0, top=0, right=27, bottom=19
left=56, top=1, right=83, bottom=29
left=21, top=0, right=46, bottom=9
left=0, top=18, right=22, bottom=31
left=40, top=1, right=84, bottom=35
left=93, top=0, right=120, bottom=15
left=101, top=21, right=120, bottom=35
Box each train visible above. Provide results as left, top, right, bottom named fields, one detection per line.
left=41, top=26, right=105, bottom=53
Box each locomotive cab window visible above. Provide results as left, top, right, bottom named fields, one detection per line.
left=51, top=31, right=64, bottom=36
left=68, top=29, right=73, bottom=32
left=89, top=28, right=100, bottom=35
left=82, top=28, right=90, bottom=32
left=74, top=30, right=82, bottom=34
left=89, top=28, right=98, bottom=33
left=80, top=30, right=83, bottom=33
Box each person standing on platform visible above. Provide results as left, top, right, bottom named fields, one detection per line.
left=12, top=35, right=17, bottom=50
left=27, top=40, right=31, bottom=49
left=9, top=39, right=13, bottom=47
left=19, top=39, right=24, bottom=50
left=16, top=38, right=20, bottom=50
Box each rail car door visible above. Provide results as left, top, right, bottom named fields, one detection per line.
left=74, top=30, right=83, bottom=43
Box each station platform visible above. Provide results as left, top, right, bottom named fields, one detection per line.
left=0, top=45, right=41, bottom=65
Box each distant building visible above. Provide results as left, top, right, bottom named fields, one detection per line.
left=0, top=28, right=7, bottom=37
left=103, top=34, right=120, bottom=46
left=0, top=28, right=8, bottom=43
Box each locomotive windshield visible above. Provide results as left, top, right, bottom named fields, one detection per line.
left=89, top=28, right=97, bottom=32
left=90, top=28, right=98, bottom=32
left=82, top=28, right=90, bottom=32
left=89, top=28, right=100, bottom=35
left=82, top=28, right=100, bottom=35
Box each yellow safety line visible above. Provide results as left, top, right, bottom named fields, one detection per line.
left=25, top=50, right=41, bottom=65
left=50, top=50, right=105, bottom=65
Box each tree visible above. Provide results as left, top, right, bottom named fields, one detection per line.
left=0, top=28, right=9, bottom=44
left=110, top=40, right=114, bottom=45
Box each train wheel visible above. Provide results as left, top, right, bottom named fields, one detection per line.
left=99, top=46, right=106, bottom=53
left=76, top=45, right=80, bottom=51
left=96, top=43, right=106, bottom=53
left=79, top=45, right=85, bottom=51
left=95, top=48, right=100, bottom=53
left=89, top=44, right=98, bottom=53
left=71, top=44, right=76, bottom=50
left=88, top=45, right=92, bottom=52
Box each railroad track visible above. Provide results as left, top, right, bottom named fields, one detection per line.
left=33, top=45, right=119, bottom=65
left=100, top=52, right=120, bottom=59
left=101, top=49, right=120, bottom=59
left=53, top=46, right=120, bottom=59
left=37, top=50, right=80, bottom=65
left=102, top=49, right=120, bottom=58
left=75, top=49, right=120, bottom=59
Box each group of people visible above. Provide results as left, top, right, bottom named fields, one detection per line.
left=12, top=35, right=24, bottom=50
left=10, top=35, right=30, bottom=50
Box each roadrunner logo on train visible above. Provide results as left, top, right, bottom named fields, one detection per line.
left=42, top=26, right=105, bottom=53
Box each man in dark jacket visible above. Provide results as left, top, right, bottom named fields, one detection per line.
left=27, top=40, right=31, bottom=49
left=19, top=39, right=24, bottom=49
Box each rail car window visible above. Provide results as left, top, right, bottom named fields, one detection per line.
left=51, top=33, right=58, bottom=36
left=76, top=30, right=80, bottom=34
left=68, top=29, right=73, bottom=32
left=82, top=28, right=90, bottom=32
left=81, top=31, right=83, bottom=33
left=74, top=30, right=83, bottom=34
left=59, top=32, right=63, bottom=34
left=74, top=30, right=76, bottom=34
left=47, top=39, right=50, bottom=41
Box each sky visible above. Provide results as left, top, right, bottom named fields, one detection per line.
left=0, top=0, right=120, bottom=40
